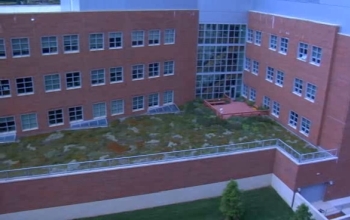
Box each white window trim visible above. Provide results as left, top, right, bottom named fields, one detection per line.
left=93, top=102, right=107, bottom=119
left=148, top=30, right=161, bottom=46
left=164, top=29, right=176, bottom=45
left=275, top=71, right=284, bottom=88
left=41, top=36, right=58, bottom=56
left=148, top=62, right=160, bottom=79
left=164, top=61, right=175, bottom=76
left=91, top=69, right=106, bottom=87
left=297, top=42, right=308, bottom=62
left=148, top=93, right=160, bottom=108
left=266, top=67, right=274, bottom=83
left=110, top=67, right=124, bottom=84
left=21, top=113, right=38, bottom=131
left=288, top=111, right=298, bottom=129
left=269, top=35, right=277, bottom=51
left=16, top=76, right=34, bottom=96
left=300, top=117, right=311, bottom=137
left=254, top=31, right=262, bottom=46
left=63, top=34, right=80, bottom=54
left=272, top=101, right=280, bottom=118
left=132, top=96, right=145, bottom=112
left=48, top=109, right=64, bottom=127
left=89, top=33, right=105, bottom=51
left=0, top=79, right=11, bottom=98
left=44, top=73, right=61, bottom=93
left=66, top=72, right=82, bottom=90
left=246, top=29, right=253, bottom=43
left=68, top=106, right=84, bottom=122
left=132, top=65, right=145, bottom=81
left=164, top=91, right=174, bottom=105
left=309, top=45, right=322, bottom=67
left=111, top=100, right=124, bottom=116
left=279, top=37, right=288, bottom=55
left=292, top=78, right=303, bottom=97
left=11, top=37, right=30, bottom=58
left=0, top=38, right=6, bottom=59
left=131, top=30, right=145, bottom=48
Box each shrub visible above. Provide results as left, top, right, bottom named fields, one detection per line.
left=220, top=180, right=244, bottom=220
left=245, top=100, right=255, bottom=107
left=291, top=204, right=314, bottom=220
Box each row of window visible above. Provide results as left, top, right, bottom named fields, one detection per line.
left=0, top=91, right=174, bottom=133
left=244, top=59, right=317, bottom=102
left=0, top=61, right=175, bottom=97
left=0, top=29, right=175, bottom=58
left=242, top=86, right=311, bottom=136
left=246, top=29, right=323, bottom=66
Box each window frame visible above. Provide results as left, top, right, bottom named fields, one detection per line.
left=269, top=35, right=277, bottom=50
left=164, top=90, right=174, bottom=104
left=93, top=102, right=107, bottom=119
left=63, top=34, right=79, bottom=53
left=247, top=29, right=253, bottom=42
left=48, top=109, right=64, bottom=127
left=310, top=46, right=322, bottom=66
left=148, top=93, right=159, bottom=108
left=148, top=30, right=161, bottom=46
left=44, top=73, right=61, bottom=92
left=148, top=62, right=160, bottom=78
left=0, top=38, right=6, bottom=58
left=305, top=82, right=317, bottom=102
left=0, top=79, right=11, bottom=98
left=266, top=67, right=274, bottom=82
left=297, top=42, right=308, bottom=61
left=132, top=95, right=144, bottom=111
left=279, top=37, right=289, bottom=54
left=110, top=67, right=123, bottom=84
left=89, top=33, right=104, bottom=51
left=272, top=101, right=280, bottom=118
left=111, top=99, right=124, bottom=115
left=68, top=106, right=84, bottom=122
left=132, top=64, right=145, bottom=80
left=254, top=31, right=262, bottom=45
left=300, top=117, right=311, bottom=136
left=66, top=72, right=81, bottom=90
left=131, top=30, right=145, bottom=47
left=293, top=78, right=303, bottom=96
left=41, top=36, right=58, bottom=55
left=288, top=111, right=299, bottom=129
left=252, top=60, right=259, bottom=75
left=90, top=69, right=106, bottom=86
left=244, top=57, right=251, bottom=72
left=21, top=113, right=38, bottom=131
left=263, top=96, right=270, bottom=109
left=11, top=37, right=30, bottom=58
left=164, top=29, right=175, bottom=45
left=275, top=70, right=284, bottom=87
left=109, top=32, right=123, bottom=49
left=16, top=77, right=34, bottom=96
left=249, top=88, right=256, bottom=101
left=164, top=61, right=175, bottom=76
left=0, top=116, right=16, bottom=133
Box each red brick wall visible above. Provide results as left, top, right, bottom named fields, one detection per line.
left=245, top=12, right=338, bottom=146
left=0, top=150, right=276, bottom=214
left=0, top=11, right=198, bottom=136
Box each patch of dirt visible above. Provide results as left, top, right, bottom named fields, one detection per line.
left=107, top=142, right=130, bottom=154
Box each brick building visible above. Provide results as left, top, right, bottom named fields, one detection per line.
left=1, top=0, right=350, bottom=218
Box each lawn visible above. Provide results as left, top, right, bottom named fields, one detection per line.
left=80, top=187, right=294, bottom=220
left=0, top=100, right=316, bottom=170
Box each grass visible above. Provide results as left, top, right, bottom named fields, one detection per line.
left=0, top=100, right=316, bottom=170
left=80, top=187, right=294, bottom=220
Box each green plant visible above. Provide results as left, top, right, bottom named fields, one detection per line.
left=220, top=180, right=244, bottom=220
left=235, top=96, right=246, bottom=102
left=291, top=204, right=314, bottom=220
left=257, top=106, right=269, bottom=111
left=245, top=100, right=255, bottom=107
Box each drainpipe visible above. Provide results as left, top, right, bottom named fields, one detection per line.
left=291, top=188, right=301, bottom=209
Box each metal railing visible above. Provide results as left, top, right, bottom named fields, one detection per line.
left=0, top=139, right=337, bottom=181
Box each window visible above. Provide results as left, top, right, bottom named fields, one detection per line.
left=263, top=96, right=270, bottom=109
left=91, top=69, right=105, bottom=86
left=44, top=74, right=60, bottom=92
left=109, top=32, right=122, bottom=49
left=311, top=46, right=322, bottom=65
left=48, top=109, right=63, bottom=126
left=132, top=96, right=144, bottom=111
left=272, top=101, right=280, bottom=117
left=275, top=71, right=284, bottom=87
left=16, top=77, right=34, bottom=95
left=164, top=90, right=174, bottom=104
left=149, top=30, right=161, bottom=45
left=132, top=30, right=144, bottom=47
left=89, top=33, right=104, bottom=50
left=242, top=84, right=248, bottom=97
left=279, top=37, right=289, bottom=54
left=41, top=36, right=58, bottom=55
left=288, top=111, right=298, bottom=128
left=245, top=57, right=251, bottom=71
left=269, top=35, right=277, bottom=50
left=63, top=35, right=79, bottom=53
left=164, top=29, right=175, bottom=44
left=266, top=67, right=274, bottom=82
left=110, top=67, right=123, bottom=83
left=0, top=38, right=6, bottom=58
left=111, top=99, right=124, bottom=115
left=148, top=93, right=159, bottom=107
left=21, top=113, right=38, bottom=131
left=0, top=116, right=16, bottom=133
left=252, top=60, right=259, bottom=75
left=255, top=31, right=262, bottom=45
left=249, top=88, right=256, bottom=101
left=11, top=38, right=30, bottom=57
left=66, top=72, right=81, bottom=89
left=0, top=80, right=11, bottom=97
left=306, top=83, right=317, bottom=102
left=164, top=61, right=175, bottom=76
left=93, top=103, right=106, bottom=118
left=293, top=78, right=303, bottom=96
left=68, top=106, right=83, bottom=122
left=298, top=42, right=308, bottom=60
left=149, top=63, right=160, bottom=78
left=247, top=29, right=253, bottom=42
left=300, top=117, right=311, bottom=136
left=132, top=64, right=144, bottom=80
